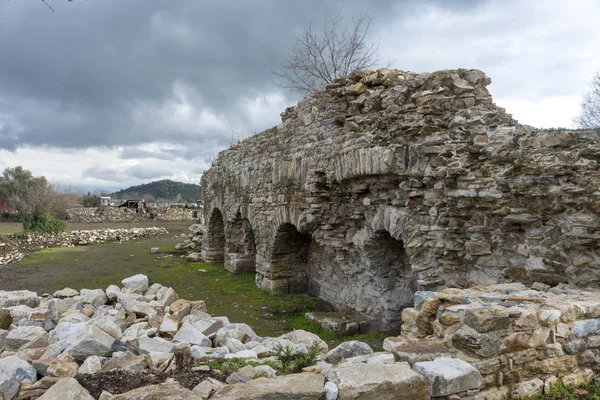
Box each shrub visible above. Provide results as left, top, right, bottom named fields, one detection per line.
left=23, top=213, right=67, bottom=233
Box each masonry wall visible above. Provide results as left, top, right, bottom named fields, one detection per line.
left=202, top=68, right=600, bottom=331
left=68, top=206, right=200, bottom=223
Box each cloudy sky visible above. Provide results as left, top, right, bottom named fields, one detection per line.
left=0, top=0, right=599, bottom=192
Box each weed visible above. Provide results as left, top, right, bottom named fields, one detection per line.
left=273, top=342, right=321, bottom=374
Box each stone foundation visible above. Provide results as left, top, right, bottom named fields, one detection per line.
left=385, top=283, right=600, bottom=398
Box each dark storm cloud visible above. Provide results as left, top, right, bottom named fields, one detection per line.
left=0, top=0, right=483, bottom=158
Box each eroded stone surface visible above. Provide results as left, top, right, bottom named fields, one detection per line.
left=201, top=68, right=600, bottom=331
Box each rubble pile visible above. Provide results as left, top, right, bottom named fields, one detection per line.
left=0, top=275, right=496, bottom=400
left=0, top=228, right=169, bottom=266
left=175, top=224, right=205, bottom=261
left=386, top=283, right=600, bottom=398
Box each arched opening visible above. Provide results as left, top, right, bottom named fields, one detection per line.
left=268, top=223, right=311, bottom=294
left=225, top=212, right=257, bottom=274
left=361, top=230, right=417, bottom=331
left=205, top=208, right=225, bottom=262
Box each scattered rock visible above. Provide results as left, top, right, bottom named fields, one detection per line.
left=212, top=373, right=326, bottom=400
left=37, top=377, right=95, bottom=400
left=325, top=341, right=373, bottom=364
left=326, top=362, right=429, bottom=400
left=121, top=275, right=149, bottom=293
left=412, top=357, right=482, bottom=397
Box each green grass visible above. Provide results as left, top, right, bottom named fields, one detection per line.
left=12, top=241, right=348, bottom=341
left=8, top=232, right=391, bottom=346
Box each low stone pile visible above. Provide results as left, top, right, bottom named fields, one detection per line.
left=68, top=207, right=198, bottom=224
left=0, top=227, right=169, bottom=266
left=0, top=275, right=491, bottom=400
left=385, top=282, right=600, bottom=399
left=175, top=224, right=205, bottom=260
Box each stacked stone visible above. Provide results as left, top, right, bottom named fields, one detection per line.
left=0, top=276, right=499, bottom=399
left=175, top=224, right=205, bottom=254
left=67, top=207, right=197, bottom=223
left=385, top=283, right=600, bottom=399
left=201, top=66, right=600, bottom=330
left=0, top=227, right=168, bottom=266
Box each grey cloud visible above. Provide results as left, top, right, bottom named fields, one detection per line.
left=0, top=0, right=459, bottom=156
left=0, top=125, right=17, bottom=152
left=82, top=166, right=126, bottom=182
left=125, top=165, right=171, bottom=180
left=119, top=148, right=174, bottom=161
left=82, top=164, right=171, bottom=181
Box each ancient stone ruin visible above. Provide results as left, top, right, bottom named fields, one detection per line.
left=202, top=68, right=600, bottom=332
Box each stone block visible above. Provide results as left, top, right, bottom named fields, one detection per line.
left=326, top=362, right=429, bottom=400
left=413, top=357, right=482, bottom=397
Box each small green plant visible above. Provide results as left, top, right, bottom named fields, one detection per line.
left=22, top=213, right=67, bottom=234
left=273, top=342, right=321, bottom=375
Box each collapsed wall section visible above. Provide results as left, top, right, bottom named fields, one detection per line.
left=202, top=67, right=600, bottom=331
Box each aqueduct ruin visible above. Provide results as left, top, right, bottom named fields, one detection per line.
left=202, top=68, right=600, bottom=331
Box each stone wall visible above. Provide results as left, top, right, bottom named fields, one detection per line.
left=68, top=205, right=201, bottom=223
left=385, top=283, right=600, bottom=398
left=201, top=67, right=600, bottom=331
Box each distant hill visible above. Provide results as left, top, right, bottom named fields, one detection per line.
left=111, top=179, right=201, bottom=202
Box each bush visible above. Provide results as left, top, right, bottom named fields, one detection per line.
left=23, top=213, right=67, bottom=233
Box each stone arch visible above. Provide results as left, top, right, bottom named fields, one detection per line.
left=359, top=228, right=417, bottom=331
left=264, top=223, right=312, bottom=294
left=205, top=208, right=225, bottom=262
left=225, top=211, right=257, bottom=274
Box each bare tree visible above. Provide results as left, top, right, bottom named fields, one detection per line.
left=575, top=71, right=600, bottom=130
left=272, top=9, right=383, bottom=96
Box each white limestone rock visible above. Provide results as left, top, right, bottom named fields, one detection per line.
left=279, top=329, right=328, bottom=352
left=412, top=357, right=483, bottom=397
left=326, top=362, right=429, bottom=400
left=53, top=288, right=79, bottom=299
left=225, top=338, right=246, bottom=353
left=325, top=340, right=373, bottom=364
left=54, top=321, right=86, bottom=342
left=106, top=285, right=120, bottom=302
left=78, top=356, right=108, bottom=375
left=80, top=289, right=108, bottom=307
left=37, top=377, right=95, bottom=400
left=64, top=325, right=115, bottom=361
left=0, top=290, right=40, bottom=308
left=325, top=381, right=339, bottom=400
left=211, top=373, right=326, bottom=399
left=138, top=335, right=175, bottom=355
left=173, top=323, right=211, bottom=347
left=0, top=377, right=21, bottom=400
left=0, top=355, right=38, bottom=383
left=121, top=274, right=149, bottom=293
left=5, top=325, right=48, bottom=351
left=215, top=323, right=259, bottom=346
left=224, top=349, right=257, bottom=359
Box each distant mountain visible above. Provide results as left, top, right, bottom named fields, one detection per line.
left=110, top=180, right=201, bottom=202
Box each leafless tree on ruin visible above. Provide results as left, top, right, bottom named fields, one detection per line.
left=574, top=71, right=600, bottom=130
left=272, top=9, right=384, bottom=96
